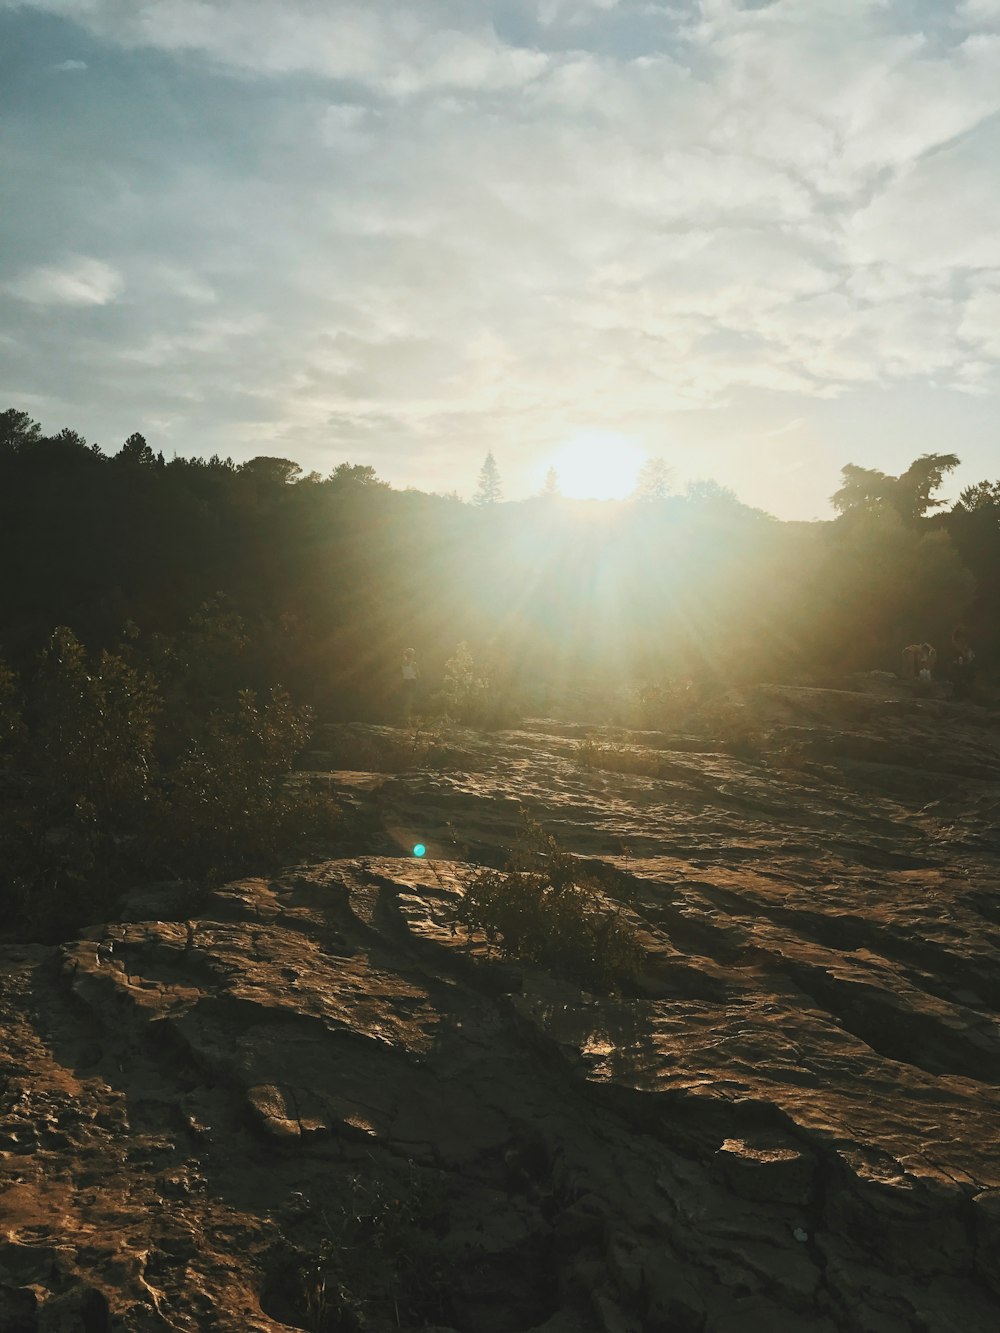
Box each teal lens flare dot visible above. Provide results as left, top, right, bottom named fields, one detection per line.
left=413, top=844, right=426, bottom=858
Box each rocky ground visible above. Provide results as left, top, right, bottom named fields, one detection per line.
left=2, top=682, right=1000, bottom=1332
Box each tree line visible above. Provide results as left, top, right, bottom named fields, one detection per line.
left=2, top=408, right=998, bottom=711
left=5, top=406, right=995, bottom=940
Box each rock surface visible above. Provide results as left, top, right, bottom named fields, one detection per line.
left=2, top=683, right=1000, bottom=1331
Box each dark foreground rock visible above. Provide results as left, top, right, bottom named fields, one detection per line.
left=2, top=683, right=1000, bottom=1331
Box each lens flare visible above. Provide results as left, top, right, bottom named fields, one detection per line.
left=413, top=843, right=426, bottom=857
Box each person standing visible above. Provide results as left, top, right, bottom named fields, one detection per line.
left=951, top=627, right=976, bottom=702
left=401, top=648, right=420, bottom=719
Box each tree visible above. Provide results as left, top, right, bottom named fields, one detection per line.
left=895, top=454, right=961, bottom=521
left=239, top=457, right=303, bottom=486
left=0, top=409, right=42, bottom=458
left=117, top=432, right=157, bottom=467
left=327, top=462, right=390, bottom=491
left=831, top=453, right=960, bottom=523
left=632, top=457, right=673, bottom=502
left=684, top=479, right=739, bottom=506
left=955, top=480, right=1000, bottom=514
left=540, top=467, right=560, bottom=499
left=474, top=452, right=502, bottom=505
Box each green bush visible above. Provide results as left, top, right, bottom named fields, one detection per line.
left=0, top=611, right=338, bottom=940
left=437, top=641, right=519, bottom=729
left=150, top=685, right=327, bottom=879
left=455, top=813, right=642, bottom=992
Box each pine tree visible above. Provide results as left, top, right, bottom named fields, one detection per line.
left=117, top=432, right=157, bottom=467
left=541, top=467, right=560, bottom=498
left=474, top=451, right=503, bottom=505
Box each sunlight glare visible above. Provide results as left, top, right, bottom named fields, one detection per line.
left=547, top=431, right=647, bottom=501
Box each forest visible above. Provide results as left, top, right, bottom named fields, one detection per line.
left=1, top=404, right=998, bottom=938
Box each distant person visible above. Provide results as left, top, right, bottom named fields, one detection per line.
left=401, top=648, right=420, bottom=718
left=951, top=627, right=976, bottom=702
left=917, top=642, right=937, bottom=683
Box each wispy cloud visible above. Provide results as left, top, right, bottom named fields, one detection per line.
left=5, top=256, right=123, bottom=306
left=761, top=418, right=805, bottom=440
left=2, top=0, right=1000, bottom=514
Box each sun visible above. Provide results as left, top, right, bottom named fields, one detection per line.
left=546, top=430, right=647, bottom=501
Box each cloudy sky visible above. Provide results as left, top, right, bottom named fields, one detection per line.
left=2, top=0, right=999, bottom=516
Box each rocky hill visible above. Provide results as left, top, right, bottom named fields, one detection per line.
left=2, top=683, right=1000, bottom=1332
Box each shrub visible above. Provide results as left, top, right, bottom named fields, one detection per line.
left=284, top=1167, right=450, bottom=1331
left=437, top=641, right=518, bottom=729
left=576, top=735, right=671, bottom=778
left=454, top=813, right=642, bottom=992
left=621, top=677, right=696, bottom=731
left=0, top=660, right=25, bottom=754
left=699, top=700, right=765, bottom=760
left=0, top=614, right=338, bottom=940
left=316, top=726, right=463, bottom=774
left=149, top=685, right=329, bottom=880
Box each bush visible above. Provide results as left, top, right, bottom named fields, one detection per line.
left=455, top=813, right=642, bottom=992
left=620, top=678, right=696, bottom=730
left=287, top=1167, right=450, bottom=1331
left=149, top=685, right=328, bottom=880
left=316, top=725, right=464, bottom=774
left=0, top=611, right=338, bottom=940
left=437, top=641, right=519, bottom=729
left=699, top=699, right=765, bottom=760
left=576, top=735, right=671, bottom=778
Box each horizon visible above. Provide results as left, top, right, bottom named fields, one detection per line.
left=2, top=1, right=999, bottom=520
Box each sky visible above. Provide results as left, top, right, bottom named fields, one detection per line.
left=1, top=0, right=999, bottom=518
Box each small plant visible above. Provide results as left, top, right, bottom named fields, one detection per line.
left=455, top=811, right=642, bottom=992
left=625, top=677, right=695, bottom=731
left=319, top=726, right=460, bottom=774
left=576, top=735, right=671, bottom=778
left=293, top=1166, right=450, bottom=1331
left=702, top=701, right=765, bottom=760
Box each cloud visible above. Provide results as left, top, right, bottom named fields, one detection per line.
left=761, top=417, right=805, bottom=439
left=957, top=0, right=1000, bottom=29
left=2, top=0, right=1000, bottom=508
left=51, top=57, right=87, bottom=70
left=4, top=256, right=123, bottom=305
left=7, top=0, right=549, bottom=92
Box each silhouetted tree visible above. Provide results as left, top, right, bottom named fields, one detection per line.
left=832, top=453, right=960, bottom=523
left=632, top=457, right=673, bottom=501
left=239, top=457, right=303, bottom=486
left=0, top=409, right=42, bottom=458
left=3, top=402, right=997, bottom=737
left=541, top=467, right=560, bottom=498
left=328, top=463, right=390, bottom=491
left=955, top=480, right=1000, bottom=514
left=117, top=432, right=158, bottom=467
left=474, top=452, right=502, bottom=505
left=946, top=477, right=1000, bottom=664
